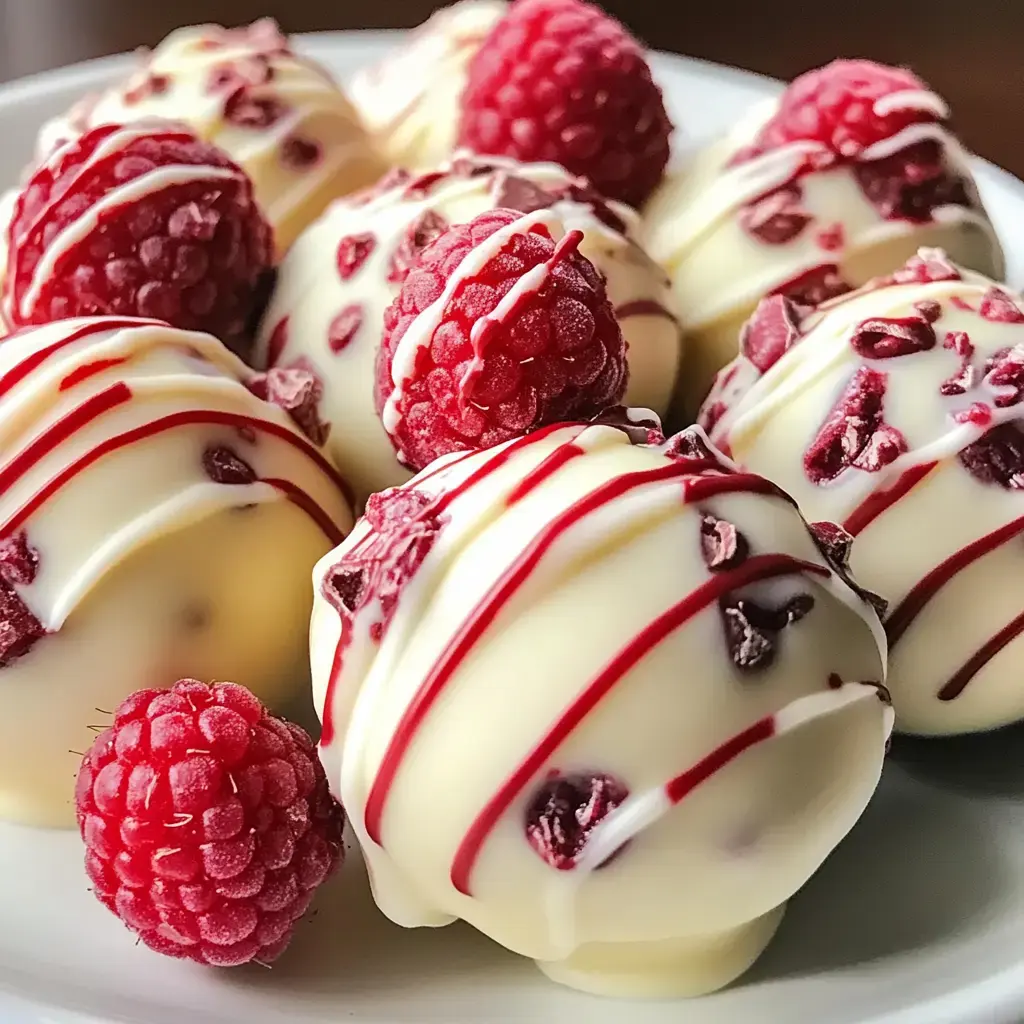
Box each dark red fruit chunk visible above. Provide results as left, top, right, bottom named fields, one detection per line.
left=327, top=305, right=363, bottom=354
left=525, top=771, right=629, bottom=870
left=807, top=520, right=888, bottom=617
left=854, top=140, right=971, bottom=222
left=804, top=367, right=907, bottom=484
left=590, top=405, right=665, bottom=446
left=959, top=423, right=1024, bottom=489
left=850, top=316, right=937, bottom=359
left=700, top=514, right=749, bottom=571
left=914, top=300, right=942, bottom=323
left=719, top=593, right=814, bottom=672
left=336, top=233, right=376, bottom=281
left=772, top=264, right=851, bottom=307
left=387, top=211, right=449, bottom=285
left=884, top=249, right=962, bottom=286
left=457, top=0, right=672, bottom=206
left=983, top=346, right=1024, bottom=408
left=322, top=487, right=443, bottom=641
left=248, top=361, right=330, bottom=445
left=0, top=578, right=46, bottom=668
left=4, top=122, right=272, bottom=343
left=375, top=208, right=627, bottom=471
left=0, top=533, right=40, bottom=586
left=663, top=428, right=732, bottom=471
left=203, top=446, right=257, bottom=486
left=745, top=59, right=934, bottom=160
left=740, top=295, right=803, bottom=373
left=739, top=185, right=811, bottom=245
left=75, top=679, right=344, bottom=967
left=979, top=288, right=1024, bottom=324
left=492, top=173, right=558, bottom=214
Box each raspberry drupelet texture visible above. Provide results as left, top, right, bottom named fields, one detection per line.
left=4, top=121, right=273, bottom=344
left=374, top=208, right=628, bottom=471
left=75, top=679, right=344, bottom=967
left=457, top=0, right=672, bottom=207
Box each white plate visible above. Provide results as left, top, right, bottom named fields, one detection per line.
left=3, top=31, right=1024, bottom=1024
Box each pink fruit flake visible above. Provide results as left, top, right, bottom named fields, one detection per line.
left=700, top=514, right=748, bottom=571
left=0, top=533, right=39, bottom=586
left=849, top=316, right=937, bottom=359
left=740, top=295, right=803, bottom=373
left=202, top=445, right=257, bottom=485
left=980, top=288, right=1024, bottom=324
left=983, top=346, right=1024, bottom=408
left=248, top=360, right=330, bottom=445
left=525, top=772, right=629, bottom=870
left=336, top=233, right=376, bottom=281
left=804, top=367, right=907, bottom=483
left=939, top=330, right=976, bottom=396
left=888, top=250, right=962, bottom=286
left=327, top=304, right=363, bottom=354
left=959, top=423, right=1024, bottom=489
left=914, top=300, right=942, bottom=323
left=739, top=185, right=811, bottom=245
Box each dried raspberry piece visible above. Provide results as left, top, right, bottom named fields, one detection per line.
left=959, top=424, right=1024, bottom=489
left=953, top=402, right=992, bottom=428
left=740, top=295, right=803, bottom=373
left=980, top=288, right=1024, bottom=324
left=336, top=233, right=376, bottom=281
left=804, top=367, right=907, bottom=484
left=748, top=59, right=935, bottom=160
left=855, top=140, right=971, bottom=222
left=772, top=264, right=851, bottom=307
left=663, top=428, right=732, bottom=470
left=700, top=514, right=749, bottom=571
left=458, top=0, right=672, bottom=206
left=322, top=487, right=443, bottom=640
left=203, top=446, right=257, bottom=486
left=739, top=185, right=811, bottom=245
left=492, top=173, right=557, bottom=214
left=914, top=300, right=942, bottom=323
left=720, top=594, right=814, bottom=672
left=375, top=209, right=627, bottom=471
left=849, top=316, right=937, bottom=359
left=387, top=211, right=449, bottom=285
left=0, top=533, right=39, bottom=586
left=248, top=361, right=330, bottom=445
left=4, top=122, right=272, bottom=343
left=939, top=331, right=976, bottom=396
left=0, top=578, right=46, bottom=668
left=327, top=305, right=363, bottom=354
left=525, top=771, right=629, bottom=870
left=983, top=346, right=1024, bottom=408
left=885, top=249, right=962, bottom=286
left=807, top=520, right=888, bottom=617
left=75, top=679, right=344, bottom=966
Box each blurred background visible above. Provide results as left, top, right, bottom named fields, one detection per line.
left=2, top=0, right=1022, bottom=174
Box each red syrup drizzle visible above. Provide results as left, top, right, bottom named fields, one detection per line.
left=449, top=551, right=830, bottom=895
left=939, top=609, right=1024, bottom=701
left=0, top=390, right=349, bottom=545
left=59, top=357, right=130, bottom=391
left=842, top=462, right=938, bottom=536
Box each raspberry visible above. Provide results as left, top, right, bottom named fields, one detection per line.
left=804, top=367, right=907, bottom=484
left=750, top=59, right=934, bottom=160
left=375, top=209, right=627, bottom=471
left=4, top=121, right=272, bottom=345
left=525, top=771, right=629, bottom=869
left=75, top=679, right=344, bottom=967
left=457, top=0, right=672, bottom=207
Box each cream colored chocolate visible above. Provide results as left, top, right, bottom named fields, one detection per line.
left=39, top=19, right=386, bottom=258
left=705, top=253, right=1024, bottom=735
left=350, top=0, right=506, bottom=169
left=0, top=317, right=353, bottom=827
left=310, top=423, right=891, bottom=997
left=644, top=96, right=1004, bottom=416
left=256, top=154, right=683, bottom=500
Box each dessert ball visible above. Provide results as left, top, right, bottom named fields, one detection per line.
left=703, top=249, right=1024, bottom=736
left=4, top=121, right=273, bottom=346
left=645, top=59, right=1004, bottom=415
left=350, top=0, right=507, bottom=170
left=0, top=317, right=354, bottom=827
left=37, top=19, right=386, bottom=258
left=310, top=421, right=892, bottom=998
left=256, top=155, right=683, bottom=500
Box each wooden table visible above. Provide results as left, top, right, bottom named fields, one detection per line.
left=3, top=0, right=1023, bottom=177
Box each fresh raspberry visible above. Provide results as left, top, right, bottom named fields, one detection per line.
left=748, top=59, right=935, bottom=160
left=374, top=208, right=627, bottom=471
left=457, top=0, right=672, bottom=207
left=5, top=121, right=272, bottom=344
left=75, top=679, right=344, bottom=967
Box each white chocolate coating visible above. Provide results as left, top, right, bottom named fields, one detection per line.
left=644, top=94, right=1005, bottom=415
left=350, top=0, right=506, bottom=170
left=310, top=423, right=891, bottom=996
left=256, top=155, right=684, bottom=501
left=40, top=20, right=386, bottom=259
left=706, top=255, right=1024, bottom=735
left=0, top=317, right=353, bottom=827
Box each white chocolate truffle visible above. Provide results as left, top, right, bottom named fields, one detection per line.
left=350, top=0, right=506, bottom=170
left=645, top=71, right=1004, bottom=416
left=0, top=317, right=353, bottom=827
left=704, top=249, right=1024, bottom=736
left=40, top=20, right=386, bottom=259
left=310, top=422, right=891, bottom=998
left=256, top=155, right=683, bottom=501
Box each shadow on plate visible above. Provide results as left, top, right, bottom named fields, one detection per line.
left=746, top=764, right=1009, bottom=982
